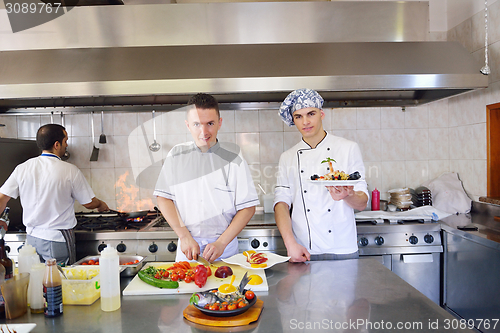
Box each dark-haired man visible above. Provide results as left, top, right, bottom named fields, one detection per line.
left=0, top=124, right=109, bottom=264
left=154, top=93, right=259, bottom=262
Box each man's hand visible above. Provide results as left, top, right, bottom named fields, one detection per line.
left=180, top=235, right=200, bottom=261
left=202, top=240, right=225, bottom=263
left=97, top=200, right=109, bottom=212
left=287, top=241, right=311, bottom=262
left=326, top=185, right=354, bottom=201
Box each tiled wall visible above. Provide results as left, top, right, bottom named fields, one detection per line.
left=1, top=1, right=499, bottom=208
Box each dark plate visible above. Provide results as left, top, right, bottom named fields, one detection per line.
left=192, top=289, right=257, bottom=317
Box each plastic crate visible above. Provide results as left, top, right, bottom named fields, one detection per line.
left=61, top=267, right=100, bottom=305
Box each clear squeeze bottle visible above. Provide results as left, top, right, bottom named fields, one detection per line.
left=43, top=258, right=63, bottom=317
left=99, top=246, right=121, bottom=312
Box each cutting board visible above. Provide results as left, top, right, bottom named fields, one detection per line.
left=183, top=299, right=264, bottom=327
left=123, top=262, right=268, bottom=295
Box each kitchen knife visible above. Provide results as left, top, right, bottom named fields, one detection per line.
left=195, top=255, right=210, bottom=266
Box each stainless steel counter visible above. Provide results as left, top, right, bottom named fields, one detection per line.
left=1, top=259, right=474, bottom=332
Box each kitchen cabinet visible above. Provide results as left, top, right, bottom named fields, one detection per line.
left=442, top=225, right=500, bottom=333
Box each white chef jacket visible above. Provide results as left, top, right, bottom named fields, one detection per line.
left=274, top=133, right=368, bottom=255
left=154, top=141, right=259, bottom=259
left=0, top=153, right=95, bottom=242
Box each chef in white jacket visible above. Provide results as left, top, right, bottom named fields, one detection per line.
left=274, top=88, right=369, bottom=262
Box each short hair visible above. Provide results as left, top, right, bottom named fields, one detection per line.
left=36, top=124, right=66, bottom=151
left=187, top=93, right=220, bottom=118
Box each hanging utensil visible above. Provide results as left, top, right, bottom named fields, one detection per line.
left=60, top=113, right=70, bottom=161
left=90, top=112, right=99, bottom=161
left=99, top=111, right=107, bottom=144
left=149, top=110, right=160, bottom=152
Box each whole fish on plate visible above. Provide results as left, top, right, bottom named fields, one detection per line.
left=189, top=291, right=224, bottom=307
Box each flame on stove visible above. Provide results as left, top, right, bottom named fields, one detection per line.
left=115, top=171, right=154, bottom=212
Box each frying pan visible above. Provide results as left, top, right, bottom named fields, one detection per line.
left=108, top=209, right=150, bottom=219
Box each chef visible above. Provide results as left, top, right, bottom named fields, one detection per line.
left=0, top=124, right=109, bottom=264
left=154, top=93, right=259, bottom=263
left=274, top=88, right=369, bottom=262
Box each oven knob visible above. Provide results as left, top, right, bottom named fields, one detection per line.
left=167, top=241, right=177, bottom=252
left=374, top=236, right=384, bottom=246
left=149, top=243, right=158, bottom=253
left=359, top=237, right=369, bottom=247
left=409, top=235, right=418, bottom=245
left=251, top=239, right=260, bottom=249
left=5, top=246, right=10, bottom=253
left=98, top=243, right=107, bottom=252
left=117, top=242, right=127, bottom=253
left=424, top=234, right=434, bottom=244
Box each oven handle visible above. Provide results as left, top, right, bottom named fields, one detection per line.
left=401, top=253, right=434, bottom=263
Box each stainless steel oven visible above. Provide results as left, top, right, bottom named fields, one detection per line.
left=356, top=221, right=443, bottom=305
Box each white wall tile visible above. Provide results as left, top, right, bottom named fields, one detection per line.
left=331, top=130, right=357, bottom=143
left=356, top=130, right=381, bottom=162
left=381, top=161, right=406, bottom=194
left=471, top=123, right=487, bottom=160
left=162, top=111, right=188, bottom=135
left=321, top=108, right=332, bottom=132
left=284, top=131, right=302, bottom=151
left=428, top=160, right=450, bottom=181
left=259, top=110, right=283, bottom=132
left=381, top=107, right=405, bottom=129
left=428, top=128, right=449, bottom=160
left=260, top=132, right=283, bottom=164
left=364, top=162, right=382, bottom=193
left=236, top=133, right=259, bottom=164
left=91, top=168, right=116, bottom=200
left=17, top=116, right=40, bottom=139
left=235, top=111, right=259, bottom=133
left=471, top=9, right=486, bottom=52
left=381, top=129, right=405, bottom=161
left=219, top=110, right=235, bottom=133
left=0, top=116, right=17, bottom=138
left=217, top=133, right=236, bottom=145
left=405, top=161, right=429, bottom=188
left=332, top=108, right=357, bottom=130
left=66, top=113, right=89, bottom=137
left=259, top=164, right=279, bottom=195
left=404, top=106, right=429, bottom=129
left=490, top=0, right=500, bottom=45
left=160, top=134, right=188, bottom=158
left=113, top=112, right=138, bottom=136
left=472, top=159, right=487, bottom=197
left=67, top=136, right=91, bottom=169
left=405, top=129, right=429, bottom=160
left=428, top=98, right=449, bottom=128
left=357, top=108, right=381, bottom=130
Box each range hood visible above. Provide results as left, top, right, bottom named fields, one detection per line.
left=0, top=1, right=488, bottom=112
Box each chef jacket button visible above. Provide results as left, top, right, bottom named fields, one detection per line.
left=301, top=170, right=304, bottom=173
left=328, top=230, right=332, bottom=233
left=328, top=209, right=331, bottom=212
left=304, top=190, right=307, bottom=193
left=299, top=151, right=302, bottom=154
left=307, top=209, right=310, bottom=212
left=327, top=148, right=330, bottom=151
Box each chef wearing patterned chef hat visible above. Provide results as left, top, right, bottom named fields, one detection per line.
left=274, top=88, right=369, bottom=262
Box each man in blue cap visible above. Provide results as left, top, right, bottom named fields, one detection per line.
left=274, top=88, right=369, bottom=262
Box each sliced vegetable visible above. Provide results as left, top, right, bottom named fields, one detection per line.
left=214, top=266, right=233, bottom=278
left=194, top=265, right=208, bottom=288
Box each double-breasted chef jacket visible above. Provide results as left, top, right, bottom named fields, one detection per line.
left=274, top=133, right=368, bottom=255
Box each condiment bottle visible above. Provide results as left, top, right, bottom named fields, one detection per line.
left=0, top=239, right=13, bottom=279
left=43, top=258, right=63, bottom=317
left=99, top=246, right=121, bottom=312
left=371, top=188, right=380, bottom=211
left=29, top=263, right=46, bottom=314
left=18, top=244, right=40, bottom=306
left=0, top=263, right=5, bottom=319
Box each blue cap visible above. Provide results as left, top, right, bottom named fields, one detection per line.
left=278, top=88, right=324, bottom=127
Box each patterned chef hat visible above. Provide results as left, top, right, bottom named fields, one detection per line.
left=278, top=88, right=324, bottom=127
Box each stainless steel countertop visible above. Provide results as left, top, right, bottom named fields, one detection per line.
left=1, top=259, right=473, bottom=332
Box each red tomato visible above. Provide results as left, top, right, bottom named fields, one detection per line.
left=204, top=304, right=210, bottom=309
left=88, top=260, right=95, bottom=265
left=154, top=273, right=161, bottom=279
left=162, top=270, right=169, bottom=278
left=94, top=261, right=99, bottom=265
left=245, top=290, right=255, bottom=300
left=184, top=275, right=192, bottom=283
left=178, top=271, right=186, bottom=280
left=134, top=260, right=139, bottom=264
left=227, top=303, right=237, bottom=311
left=208, top=303, right=219, bottom=311
left=220, top=304, right=228, bottom=311
left=171, top=273, right=179, bottom=282
left=81, top=262, right=88, bottom=265
left=237, top=301, right=246, bottom=309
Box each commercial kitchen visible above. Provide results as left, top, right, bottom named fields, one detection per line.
left=1, top=0, right=500, bottom=332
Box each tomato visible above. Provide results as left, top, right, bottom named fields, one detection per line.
left=227, top=303, right=237, bottom=311
left=238, top=301, right=246, bottom=309
left=81, top=262, right=88, bottom=265
left=184, top=275, right=192, bottom=283
left=245, top=290, right=255, bottom=300
left=94, top=261, right=99, bottom=265
left=206, top=266, right=212, bottom=277
left=162, top=270, right=169, bottom=278
left=154, top=273, right=161, bottom=279
left=88, top=260, right=95, bottom=265
left=209, top=303, right=219, bottom=311
left=204, top=304, right=210, bottom=309
left=134, top=260, right=139, bottom=264
left=171, top=273, right=179, bottom=282
left=220, top=304, right=228, bottom=311
left=178, top=271, right=186, bottom=280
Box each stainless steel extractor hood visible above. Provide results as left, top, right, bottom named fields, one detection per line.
left=0, top=1, right=489, bottom=112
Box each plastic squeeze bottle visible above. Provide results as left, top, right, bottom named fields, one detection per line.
left=43, top=258, right=63, bottom=317
left=371, top=188, right=380, bottom=211
left=30, top=263, right=46, bottom=314
left=99, top=246, right=121, bottom=312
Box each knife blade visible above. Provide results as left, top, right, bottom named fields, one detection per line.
left=196, top=255, right=210, bottom=266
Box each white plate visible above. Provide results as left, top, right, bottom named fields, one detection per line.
left=0, top=324, right=36, bottom=333
left=308, top=179, right=363, bottom=186
left=222, top=253, right=290, bottom=270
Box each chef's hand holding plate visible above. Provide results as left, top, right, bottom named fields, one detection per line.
left=326, top=185, right=354, bottom=201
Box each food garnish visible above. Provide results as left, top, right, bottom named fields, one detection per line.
left=214, top=265, right=233, bottom=278
left=247, top=274, right=263, bottom=285
left=244, top=251, right=268, bottom=266
left=138, top=261, right=211, bottom=289
left=138, top=266, right=179, bottom=289
left=310, top=157, right=361, bottom=181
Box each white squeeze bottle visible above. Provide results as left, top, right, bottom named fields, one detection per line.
left=99, top=246, right=121, bottom=312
